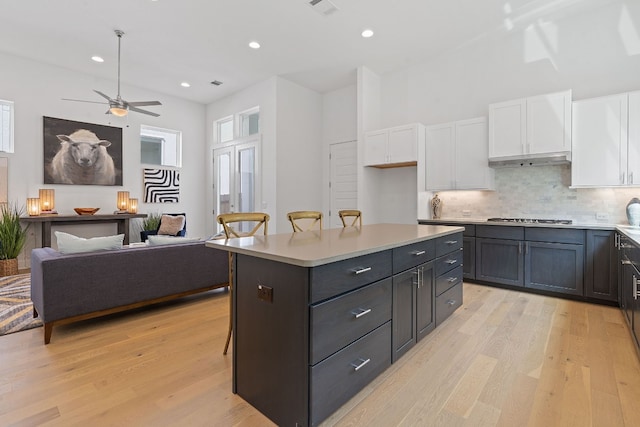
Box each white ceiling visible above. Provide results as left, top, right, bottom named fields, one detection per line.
left=0, top=0, right=613, bottom=105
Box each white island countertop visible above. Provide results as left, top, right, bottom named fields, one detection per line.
left=205, top=223, right=463, bottom=267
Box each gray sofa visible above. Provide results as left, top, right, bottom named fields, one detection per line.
left=30, top=241, right=229, bottom=344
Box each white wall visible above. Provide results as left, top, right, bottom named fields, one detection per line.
left=321, top=84, right=357, bottom=224
left=0, top=51, right=207, bottom=267
left=275, top=78, right=323, bottom=232
left=205, top=77, right=277, bottom=232
left=206, top=76, right=323, bottom=233
left=383, top=0, right=640, bottom=126
left=383, top=0, right=640, bottom=223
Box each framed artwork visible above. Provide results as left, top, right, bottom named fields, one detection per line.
left=43, top=116, right=123, bottom=186
left=143, top=168, right=179, bottom=203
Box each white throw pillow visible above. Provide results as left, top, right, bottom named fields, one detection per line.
left=147, top=235, right=201, bottom=246
left=55, top=231, right=124, bottom=254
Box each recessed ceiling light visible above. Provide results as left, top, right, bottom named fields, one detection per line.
left=91, top=56, right=104, bottom=63
left=180, top=82, right=191, bottom=88
left=249, top=41, right=261, bottom=49
left=361, top=29, right=374, bottom=38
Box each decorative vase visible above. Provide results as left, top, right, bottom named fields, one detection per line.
left=431, top=194, right=442, bottom=219
left=627, top=198, right=640, bottom=227
left=0, top=258, right=19, bottom=277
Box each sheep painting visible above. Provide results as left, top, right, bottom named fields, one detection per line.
left=43, top=117, right=123, bottom=186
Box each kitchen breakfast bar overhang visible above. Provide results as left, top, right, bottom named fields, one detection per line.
left=206, top=223, right=464, bottom=426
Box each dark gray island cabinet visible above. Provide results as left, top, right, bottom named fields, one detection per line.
left=206, top=224, right=463, bottom=426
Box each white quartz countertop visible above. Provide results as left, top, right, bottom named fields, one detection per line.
left=205, top=223, right=463, bottom=267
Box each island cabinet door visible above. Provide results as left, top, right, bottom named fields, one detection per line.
left=392, top=260, right=435, bottom=363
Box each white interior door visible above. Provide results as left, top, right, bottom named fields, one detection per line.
left=330, top=141, right=357, bottom=227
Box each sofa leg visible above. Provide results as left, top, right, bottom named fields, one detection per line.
left=44, top=323, right=53, bottom=345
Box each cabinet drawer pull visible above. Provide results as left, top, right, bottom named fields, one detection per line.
left=446, top=299, right=456, bottom=306
left=351, top=358, right=371, bottom=371
left=634, top=275, right=640, bottom=300
left=447, top=277, right=458, bottom=283
left=352, top=308, right=372, bottom=318
left=352, top=267, right=372, bottom=275
left=445, top=259, right=457, bottom=265
left=445, top=240, right=458, bottom=245
left=412, top=250, right=426, bottom=256
left=622, top=259, right=632, bottom=265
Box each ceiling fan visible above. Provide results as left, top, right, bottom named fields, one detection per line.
left=63, top=30, right=162, bottom=117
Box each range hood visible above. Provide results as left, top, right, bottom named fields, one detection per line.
left=488, top=152, right=571, bottom=168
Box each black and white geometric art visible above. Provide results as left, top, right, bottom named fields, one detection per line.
left=143, top=168, right=179, bottom=203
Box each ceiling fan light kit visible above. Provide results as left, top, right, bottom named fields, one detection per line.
left=63, top=29, right=162, bottom=117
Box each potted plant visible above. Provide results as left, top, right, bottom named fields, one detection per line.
left=0, top=202, right=29, bottom=276
left=140, top=211, right=162, bottom=242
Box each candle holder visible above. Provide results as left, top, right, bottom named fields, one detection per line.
left=39, top=189, right=57, bottom=215
left=127, top=198, right=138, bottom=214
left=27, top=198, right=40, bottom=216
left=116, top=191, right=129, bottom=213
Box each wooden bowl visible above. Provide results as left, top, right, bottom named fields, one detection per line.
left=74, top=207, right=100, bottom=215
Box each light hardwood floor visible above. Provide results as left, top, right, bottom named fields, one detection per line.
left=1, top=283, right=639, bottom=426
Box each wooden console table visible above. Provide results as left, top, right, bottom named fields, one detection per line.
left=21, top=213, right=147, bottom=247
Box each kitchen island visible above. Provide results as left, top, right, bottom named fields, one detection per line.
left=206, top=223, right=463, bottom=426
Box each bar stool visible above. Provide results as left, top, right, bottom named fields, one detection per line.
left=287, top=210, right=322, bottom=232
left=338, top=209, right=362, bottom=227
left=216, top=212, right=270, bottom=355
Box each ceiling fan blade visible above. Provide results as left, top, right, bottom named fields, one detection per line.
left=126, top=100, right=162, bottom=107
left=128, top=105, right=160, bottom=117
left=62, top=98, right=108, bottom=105
left=93, top=90, right=113, bottom=101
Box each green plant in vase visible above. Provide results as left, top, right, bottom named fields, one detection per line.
left=0, top=202, right=29, bottom=276
left=140, top=211, right=162, bottom=242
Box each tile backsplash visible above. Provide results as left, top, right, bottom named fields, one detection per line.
left=425, top=164, right=640, bottom=225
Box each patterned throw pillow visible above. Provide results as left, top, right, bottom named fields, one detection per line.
left=157, top=215, right=185, bottom=235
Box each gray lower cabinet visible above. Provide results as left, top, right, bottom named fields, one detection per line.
left=392, top=261, right=435, bottom=362
left=619, top=235, right=640, bottom=352
left=234, top=230, right=464, bottom=427
left=463, top=236, right=475, bottom=279
left=524, top=241, right=584, bottom=295
left=586, top=230, right=618, bottom=302
left=475, top=237, right=524, bottom=286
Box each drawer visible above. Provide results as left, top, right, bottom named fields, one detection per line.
left=436, top=282, right=462, bottom=326
left=435, top=248, right=463, bottom=276
left=311, top=250, right=392, bottom=303
left=525, top=227, right=585, bottom=245
left=392, top=240, right=435, bottom=274
left=310, top=278, right=392, bottom=365
left=476, top=225, right=524, bottom=240
left=436, top=265, right=462, bottom=296
left=310, top=322, right=391, bottom=427
left=436, top=232, right=463, bottom=256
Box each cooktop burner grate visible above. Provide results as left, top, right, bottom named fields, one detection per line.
left=487, top=218, right=573, bottom=225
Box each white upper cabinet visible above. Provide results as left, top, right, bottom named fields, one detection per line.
left=425, top=117, right=494, bottom=191
left=571, top=92, right=638, bottom=187
left=489, top=90, right=572, bottom=160
left=364, top=123, right=423, bottom=167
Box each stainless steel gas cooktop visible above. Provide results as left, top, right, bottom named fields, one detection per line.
left=487, top=217, right=573, bottom=225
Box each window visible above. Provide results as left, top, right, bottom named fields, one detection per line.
left=217, top=116, right=234, bottom=144
left=240, top=108, right=260, bottom=137
left=140, top=125, right=181, bottom=167
left=0, top=99, right=14, bottom=153
left=215, top=108, right=260, bottom=144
